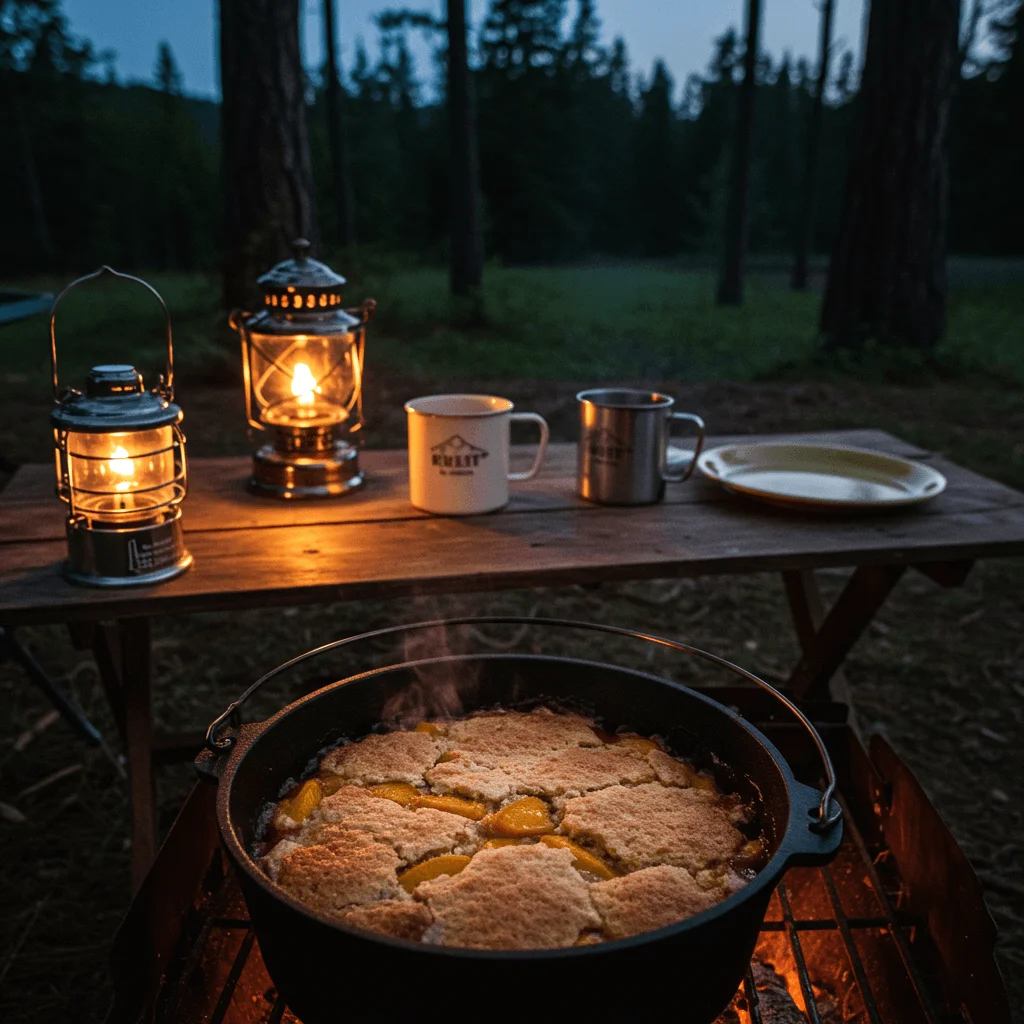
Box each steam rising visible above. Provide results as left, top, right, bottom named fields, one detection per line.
left=379, top=614, right=476, bottom=727
left=379, top=609, right=536, bottom=728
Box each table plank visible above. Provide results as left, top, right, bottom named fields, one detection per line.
left=3, top=486, right=1024, bottom=624
left=0, top=429, right=981, bottom=544
left=4, top=428, right=1023, bottom=626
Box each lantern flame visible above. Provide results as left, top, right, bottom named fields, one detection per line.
left=109, top=445, right=135, bottom=491
left=291, top=362, right=318, bottom=406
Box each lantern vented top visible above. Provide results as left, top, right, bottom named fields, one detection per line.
left=51, top=365, right=181, bottom=433
left=258, top=238, right=347, bottom=313
left=86, top=364, right=144, bottom=397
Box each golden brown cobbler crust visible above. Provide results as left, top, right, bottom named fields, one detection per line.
left=415, top=844, right=602, bottom=949
left=264, top=709, right=757, bottom=949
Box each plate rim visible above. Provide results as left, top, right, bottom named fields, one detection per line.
left=696, top=441, right=947, bottom=508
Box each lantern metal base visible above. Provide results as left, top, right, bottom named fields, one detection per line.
left=249, top=442, right=364, bottom=499
left=64, top=511, right=193, bottom=588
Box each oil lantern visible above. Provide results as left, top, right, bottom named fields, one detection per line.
left=231, top=239, right=376, bottom=499
left=49, top=267, right=192, bottom=587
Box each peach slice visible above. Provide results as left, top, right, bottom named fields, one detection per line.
left=279, top=779, right=323, bottom=824
left=368, top=782, right=421, bottom=807
left=398, top=854, right=472, bottom=893
left=733, top=838, right=765, bottom=870
left=611, top=734, right=661, bottom=754
left=539, top=835, right=617, bottom=880
left=414, top=721, right=446, bottom=737
left=319, top=776, right=346, bottom=797
left=410, top=794, right=488, bottom=820
left=684, top=766, right=719, bottom=793
left=482, top=797, right=555, bottom=837
left=480, top=838, right=523, bottom=850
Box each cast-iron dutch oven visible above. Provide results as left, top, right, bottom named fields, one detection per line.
left=197, top=618, right=843, bottom=1023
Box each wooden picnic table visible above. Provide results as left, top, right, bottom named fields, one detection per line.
left=3, top=428, right=1024, bottom=887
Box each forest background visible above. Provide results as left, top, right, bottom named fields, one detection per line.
left=2, top=0, right=1022, bottom=276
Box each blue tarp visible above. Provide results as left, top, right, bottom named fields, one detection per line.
left=0, top=291, right=53, bottom=325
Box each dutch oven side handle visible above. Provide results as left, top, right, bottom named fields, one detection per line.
left=200, top=617, right=842, bottom=835
left=785, top=781, right=844, bottom=866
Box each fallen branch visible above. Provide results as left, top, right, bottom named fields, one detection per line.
left=0, top=801, right=26, bottom=824
left=17, top=763, right=83, bottom=799
left=13, top=709, right=61, bottom=752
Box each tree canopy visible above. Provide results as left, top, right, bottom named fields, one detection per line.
left=1, top=0, right=1022, bottom=276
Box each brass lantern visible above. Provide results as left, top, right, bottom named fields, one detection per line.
left=49, top=267, right=192, bottom=586
left=231, top=239, right=376, bottom=499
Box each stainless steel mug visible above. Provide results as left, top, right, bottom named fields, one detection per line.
left=576, top=389, right=706, bottom=505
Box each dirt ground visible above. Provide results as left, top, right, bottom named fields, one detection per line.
left=1, top=373, right=1022, bottom=1022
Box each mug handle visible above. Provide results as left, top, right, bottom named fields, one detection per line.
left=662, top=412, right=706, bottom=483
left=507, top=412, right=550, bottom=481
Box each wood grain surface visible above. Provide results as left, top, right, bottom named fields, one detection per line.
left=2, top=431, right=1022, bottom=625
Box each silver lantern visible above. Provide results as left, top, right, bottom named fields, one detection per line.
left=49, top=267, right=192, bottom=586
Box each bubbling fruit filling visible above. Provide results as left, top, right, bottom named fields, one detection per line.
left=255, top=707, right=764, bottom=950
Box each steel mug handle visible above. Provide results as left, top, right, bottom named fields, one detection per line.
left=507, top=412, right=550, bottom=482
left=662, top=412, right=706, bottom=483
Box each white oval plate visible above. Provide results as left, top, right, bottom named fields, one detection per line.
left=697, top=442, right=947, bottom=510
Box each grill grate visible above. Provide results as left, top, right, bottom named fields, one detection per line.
left=154, top=794, right=963, bottom=1024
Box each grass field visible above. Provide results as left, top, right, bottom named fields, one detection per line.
left=3, top=259, right=1023, bottom=399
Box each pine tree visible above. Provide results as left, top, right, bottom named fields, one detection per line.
left=153, top=41, right=183, bottom=269
left=792, top=0, right=834, bottom=290
left=219, top=0, right=318, bottom=310
left=446, top=0, right=483, bottom=295
left=323, top=0, right=356, bottom=249
left=717, top=0, right=762, bottom=305
left=634, top=61, right=679, bottom=256
left=154, top=41, right=182, bottom=95
left=821, top=0, right=959, bottom=351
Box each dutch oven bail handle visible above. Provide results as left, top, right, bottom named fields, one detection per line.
left=203, top=617, right=842, bottom=835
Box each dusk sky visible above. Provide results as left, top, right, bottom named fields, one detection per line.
left=62, top=0, right=869, bottom=101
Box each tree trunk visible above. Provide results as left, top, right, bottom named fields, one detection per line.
left=716, top=0, right=761, bottom=306
left=446, top=0, right=484, bottom=296
left=820, top=0, right=959, bottom=351
left=10, top=79, right=55, bottom=265
left=791, top=0, right=834, bottom=291
left=219, top=0, right=318, bottom=311
left=323, top=0, right=356, bottom=249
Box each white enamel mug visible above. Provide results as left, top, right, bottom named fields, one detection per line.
left=405, top=394, right=550, bottom=515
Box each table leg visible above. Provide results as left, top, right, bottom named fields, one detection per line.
left=90, top=618, right=157, bottom=891
left=783, top=564, right=906, bottom=701
left=89, top=623, right=127, bottom=740
left=913, top=559, right=974, bottom=588
left=783, top=570, right=860, bottom=731
left=119, top=618, right=156, bottom=892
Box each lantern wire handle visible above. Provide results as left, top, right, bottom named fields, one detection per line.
left=50, top=266, right=175, bottom=403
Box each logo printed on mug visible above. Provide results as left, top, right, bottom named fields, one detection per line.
left=587, top=427, right=633, bottom=465
left=432, top=435, right=490, bottom=475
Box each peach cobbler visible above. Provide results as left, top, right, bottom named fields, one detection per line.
left=256, top=708, right=764, bottom=949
